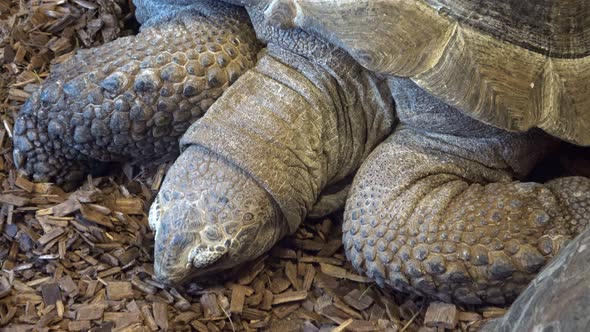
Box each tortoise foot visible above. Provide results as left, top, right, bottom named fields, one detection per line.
left=343, top=129, right=590, bottom=305
left=12, top=3, right=258, bottom=186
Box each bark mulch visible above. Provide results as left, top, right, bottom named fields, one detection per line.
left=0, top=1, right=502, bottom=331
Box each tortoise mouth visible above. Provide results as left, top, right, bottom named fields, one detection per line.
left=151, top=205, right=287, bottom=285
left=156, top=258, right=257, bottom=287
left=154, top=242, right=245, bottom=285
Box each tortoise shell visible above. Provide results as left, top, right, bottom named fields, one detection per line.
left=246, top=0, right=590, bottom=145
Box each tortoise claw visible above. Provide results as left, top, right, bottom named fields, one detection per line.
left=13, top=148, right=25, bottom=169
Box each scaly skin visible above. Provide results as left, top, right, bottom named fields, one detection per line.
left=149, top=23, right=394, bottom=283
left=13, top=1, right=259, bottom=185
left=343, top=79, right=590, bottom=305
left=480, top=225, right=590, bottom=331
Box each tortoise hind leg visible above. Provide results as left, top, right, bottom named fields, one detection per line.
left=343, top=78, right=590, bottom=305
left=13, top=2, right=259, bottom=186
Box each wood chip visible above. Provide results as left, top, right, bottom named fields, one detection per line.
left=482, top=307, right=507, bottom=319
left=190, top=320, right=209, bottom=332
left=106, top=282, right=134, bottom=301
left=41, top=283, right=61, bottom=306
left=152, top=302, right=168, bottom=331
left=369, top=304, right=386, bottom=322
left=294, top=239, right=325, bottom=251
left=230, top=285, right=247, bottom=314
left=320, top=264, right=372, bottom=282
left=200, top=293, right=221, bottom=318
left=300, top=256, right=344, bottom=266
left=266, top=274, right=287, bottom=292
left=0, top=193, right=29, bottom=206
left=271, top=247, right=298, bottom=259
left=424, top=302, right=458, bottom=329
left=80, top=204, right=114, bottom=228
left=114, top=198, right=144, bottom=215
left=77, top=304, right=105, bottom=321
left=333, top=297, right=363, bottom=320
left=52, top=198, right=81, bottom=217
left=59, top=275, right=79, bottom=298
left=347, top=320, right=380, bottom=331
left=317, top=239, right=342, bottom=257
left=273, top=303, right=300, bottom=319
left=333, top=318, right=354, bottom=332
left=131, top=275, right=157, bottom=295
left=0, top=306, right=17, bottom=325
left=272, top=290, right=308, bottom=305
left=140, top=305, right=159, bottom=331
left=260, top=290, right=274, bottom=311
left=281, top=262, right=299, bottom=289
left=458, top=311, right=483, bottom=322
left=103, top=312, right=142, bottom=328
left=302, top=264, right=316, bottom=291
left=237, top=257, right=266, bottom=285
left=118, top=247, right=140, bottom=265
left=242, top=308, right=268, bottom=321
left=15, top=176, right=34, bottom=192
left=343, top=289, right=374, bottom=311
left=69, top=320, right=92, bottom=331
left=174, top=311, right=199, bottom=325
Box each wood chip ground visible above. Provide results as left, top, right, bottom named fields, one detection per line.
left=0, top=0, right=503, bottom=330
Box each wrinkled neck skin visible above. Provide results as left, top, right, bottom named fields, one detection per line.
left=183, top=15, right=395, bottom=232
left=251, top=6, right=396, bottom=213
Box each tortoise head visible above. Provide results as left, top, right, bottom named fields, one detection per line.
left=148, top=145, right=286, bottom=284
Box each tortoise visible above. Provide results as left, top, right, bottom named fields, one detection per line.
left=13, top=0, right=590, bottom=307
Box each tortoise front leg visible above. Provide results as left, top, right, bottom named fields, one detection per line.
left=13, top=1, right=259, bottom=186
left=343, top=78, right=590, bottom=305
